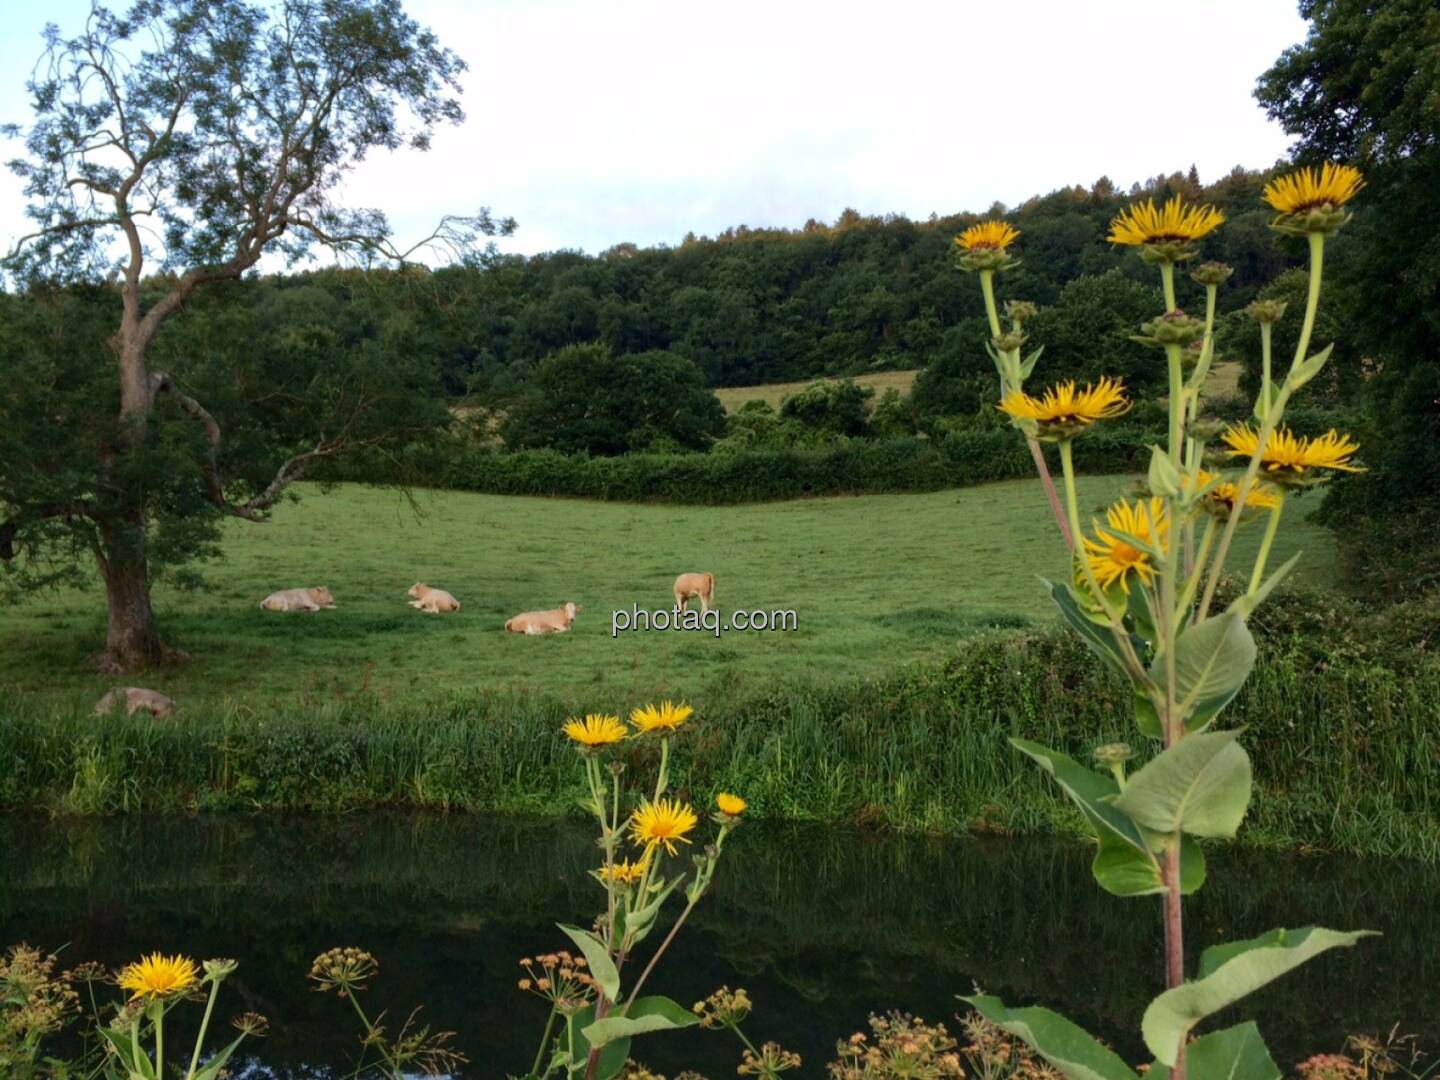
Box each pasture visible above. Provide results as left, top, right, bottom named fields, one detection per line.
left=0, top=474, right=1335, bottom=711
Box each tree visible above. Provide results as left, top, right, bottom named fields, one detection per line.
left=1026, top=270, right=1167, bottom=392
left=0, top=0, right=509, bottom=669
left=1256, top=0, right=1440, bottom=595
left=500, top=344, right=725, bottom=456
left=779, top=379, right=873, bottom=437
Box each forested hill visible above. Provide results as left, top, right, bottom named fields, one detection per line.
left=217, top=164, right=1316, bottom=398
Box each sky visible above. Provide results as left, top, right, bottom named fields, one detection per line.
left=0, top=0, right=1310, bottom=262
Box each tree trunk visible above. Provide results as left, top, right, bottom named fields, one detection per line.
left=96, top=520, right=167, bottom=672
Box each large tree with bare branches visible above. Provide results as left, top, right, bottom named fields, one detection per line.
left=0, top=0, right=508, bottom=670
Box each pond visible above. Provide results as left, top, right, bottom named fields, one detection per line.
left=2, top=813, right=1435, bottom=1077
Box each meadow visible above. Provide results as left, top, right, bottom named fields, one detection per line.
left=0, top=473, right=1335, bottom=711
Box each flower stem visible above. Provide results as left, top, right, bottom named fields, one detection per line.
left=980, top=270, right=1002, bottom=339
left=532, top=1007, right=559, bottom=1078
left=1248, top=495, right=1285, bottom=594
left=1027, top=437, right=1074, bottom=549
left=1292, top=232, right=1325, bottom=369
left=1160, top=261, right=1176, bottom=313
left=1166, top=344, right=1184, bottom=467
left=185, top=981, right=222, bottom=1080
left=153, top=1002, right=164, bottom=1076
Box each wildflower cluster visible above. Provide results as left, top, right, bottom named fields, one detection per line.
left=0, top=945, right=79, bottom=1066
left=517, top=951, right=597, bottom=1015
left=308, top=946, right=379, bottom=996
left=828, top=1012, right=963, bottom=1079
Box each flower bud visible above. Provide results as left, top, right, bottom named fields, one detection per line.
left=1246, top=299, right=1287, bottom=325
left=1270, top=205, right=1352, bottom=236
left=956, top=249, right=1021, bottom=274
left=1004, top=299, right=1038, bottom=326
left=1189, top=261, right=1233, bottom=287
left=1188, top=416, right=1227, bottom=442
left=1132, top=310, right=1205, bottom=348
left=992, top=330, right=1027, bottom=353
left=1093, top=743, right=1134, bottom=767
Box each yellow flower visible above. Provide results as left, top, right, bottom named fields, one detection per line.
left=1195, top=470, right=1281, bottom=515
left=1107, top=195, right=1224, bottom=246
left=629, top=797, right=699, bottom=856
left=117, top=954, right=199, bottom=1000
left=562, top=713, right=627, bottom=747
left=1083, top=498, right=1170, bottom=594
left=954, top=220, right=1019, bottom=252
left=997, top=377, right=1130, bottom=439
left=1263, top=163, right=1364, bottom=215
left=596, top=857, right=648, bottom=885
left=629, top=700, right=693, bottom=735
left=1222, top=425, right=1363, bottom=478
left=716, top=792, right=747, bottom=816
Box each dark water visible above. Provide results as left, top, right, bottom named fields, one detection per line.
left=1, top=814, right=1435, bottom=1077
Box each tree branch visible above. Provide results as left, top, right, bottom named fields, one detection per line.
left=0, top=502, right=87, bottom=562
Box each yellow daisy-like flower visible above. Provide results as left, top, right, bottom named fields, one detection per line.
left=1083, top=498, right=1170, bottom=594
left=629, top=701, right=693, bottom=735
left=1263, top=163, right=1364, bottom=215
left=1222, top=425, right=1363, bottom=478
left=629, top=797, right=699, bottom=856
left=562, top=713, right=627, bottom=747
left=1194, top=470, right=1281, bottom=516
left=117, top=953, right=199, bottom=1000
left=1107, top=195, right=1224, bottom=246
left=716, top=792, right=747, bottom=816
left=597, top=857, right=648, bottom=885
left=954, top=220, right=1019, bottom=252
left=998, top=377, right=1130, bottom=441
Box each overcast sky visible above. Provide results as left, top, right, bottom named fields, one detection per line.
left=0, top=0, right=1309, bottom=262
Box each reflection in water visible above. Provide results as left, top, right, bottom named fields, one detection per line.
left=1, top=813, right=1434, bottom=1077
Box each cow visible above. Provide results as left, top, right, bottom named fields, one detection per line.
left=673, top=572, right=715, bottom=613
left=259, top=587, right=336, bottom=612
left=408, top=582, right=462, bottom=614
left=504, top=601, right=582, bottom=635
left=94, top=687, right=176, bottom=720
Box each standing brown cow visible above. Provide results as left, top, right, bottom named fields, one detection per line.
left=673, top=572, right=715, bottom=613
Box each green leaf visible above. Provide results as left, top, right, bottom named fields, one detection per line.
left=961, top=996, right=1138, bottom=1080
left=1148, top=445, right=1182, bottom=498
left=1228, top=553, right=1301, bottom=619
left=191, top=1034, right=250, bottom=1080
left=1094, top=833, right=1207, bottom=897
left=1252, top=381, right=1282, bottom=424
left=1146, top=1022, right=1280, bottom=1080
left=1135, top=692, right=1162, bottom=740
left=1154, top=612, right=1257, bottom=730
left=1142, top=926, right=1378, bottom=1064
left=558, top=924, right=621, bottom=1002
left=1287, top=342, right=1334, bottom=391
left=558, top=1002, right=631, bottom=1080
left=1112, top=730, right=1252, bottom=839
left=1126, top=585, right=1158, bottom=650
left=1047, top=579, right=1128, bottom=679
left=623, top=874, right=685, bottom=948
left=582, top=995, right=700, bottom=1048
left=1021, top=345, right=1044, bottom=379
left=1011, top=739, right=1171, bottom=897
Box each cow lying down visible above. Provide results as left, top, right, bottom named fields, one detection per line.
left=260, top=586, right=336, bottom=612
left=95, top=687, right=176, bottom=719
left=505, top=601, right=581, bottom=635
left=408, top=582, right=461, bottom=614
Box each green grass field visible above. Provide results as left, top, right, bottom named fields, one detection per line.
left=0, top=476, right=1336, bottom=711
left=713, top=369, right=919, bottom=413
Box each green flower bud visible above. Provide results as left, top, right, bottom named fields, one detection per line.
left=1093, top=743, right=1134, bottom=767
left=992, top=330, right=1028, bottom=353
left=1004, top=299, right=1038, bottom=325
left=1136, top=239, right=1201, bottom=265
left=1246, top=299, right=1288, bottom=325
left=1132, top=309, right=1206, bottom=348
left=1270, top=206, right=1352, bottom=236
left=1189, top=260, right=1234, bottom=286
left=956, top=248, right=1021, bottom=274
left=1188, top=416, right=1227, bottom=442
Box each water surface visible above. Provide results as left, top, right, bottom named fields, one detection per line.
left=1, top=814, right=1433, bottom=1076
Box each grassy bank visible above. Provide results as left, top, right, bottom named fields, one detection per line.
left=3, top=626, right=1434, bottom=859
left=0, top=477, right=1335, bottom=707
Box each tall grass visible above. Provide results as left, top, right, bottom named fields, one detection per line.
left=3, top=627, right=1435, bottom=860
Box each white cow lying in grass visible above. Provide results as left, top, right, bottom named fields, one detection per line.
left=673, top=572, right=715, bottom=612
left=260, top=586, right=336, bottom=612
left=505, top=601, right=581, bottom=635
left=94, top=687, right=176, bottom=719
left=408, top=582, right=461, bottom=614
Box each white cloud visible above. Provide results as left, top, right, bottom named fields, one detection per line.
left=0, top=0, right=1308, bottom=262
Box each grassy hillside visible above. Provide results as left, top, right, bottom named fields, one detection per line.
left=0, top=476, right=1335, bottom=710
left=713, top=369, right=919, bottom=413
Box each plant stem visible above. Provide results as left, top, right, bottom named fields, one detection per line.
left=186, top=980, right=222, bottom=1080
left=980, top=270, right=1002, bottom=338
left=1166, top=344, right=1184, bottom=467
left=532, top=1007, right=558, bottom=1078
left=1163, top=841, right=1187, bottom=1080
left=1248, top=496, right=1285, bottom=594
left=1027, top=437, right=1074, bottom=549
left=153, top=1003, right=164, bottom=1077
left=1160, top=261, right=1176, bottom=313
left=1293, top=232, right=1325, bottom=368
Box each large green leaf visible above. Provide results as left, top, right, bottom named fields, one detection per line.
left=1094, top=833, right=1207, bottom=897
left=557, top=1002, right=631, bottom=1080
left=1112, top=731, right=1252, bottom=839
left=191, top=1033, right=250, bottom=1080
left=1047, top=579, right=1129, bottom=679
left=1135, top=691, right=1163, bottom=740
left=961, top=996, right=1138, bottom=1080
left=582, top=995, right=700, bottom=1048
left=1146, top=1022, right=1280, bottom=1080
left=558, top=924, right=621, bottom=1002
left=1012, top=739, right=1167, bottom=897
left=1154, top=612, right=1256, bottom=730
left=1142, top=927, right=1378, bottom=1064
